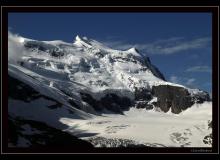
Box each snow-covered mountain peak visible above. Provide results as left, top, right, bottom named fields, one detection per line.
left=75, top=35, right=81, bottom=41
left=127, top=47, right=139, bottom=54
left=75, top=35, right=93, bottom=44
left=74, top=35, right=92, bottom=48
left=124, top=47, right=142, bottom=58
left=8, top=33, right=210, bottom=114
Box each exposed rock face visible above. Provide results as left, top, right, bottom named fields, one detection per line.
left=79, top=84, right=210, bottom=114
left=191, top=91, right=211, bottom=104
left=134, top=87, right=152, bottom=101
left=9, top=71, right=210, bottom=115
left=203, top=120, right=212, bottom=145
left=134, top=87, right=154, bottom=110
left=135, top=101, right=153, bottom=110
left=80, top=92, right=132, bottom=114
left=203, top=133, right=212, bottom=145
left=24, top=40, right=64, bottom=57
left=151, top=85, right=209, bottom=114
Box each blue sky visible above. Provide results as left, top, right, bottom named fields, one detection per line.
left=8, top=13, right=212, bottom=94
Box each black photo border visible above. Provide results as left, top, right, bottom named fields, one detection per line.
left=1, top=6, right=219, bottom=154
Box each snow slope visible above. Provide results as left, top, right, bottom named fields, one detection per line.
left=60, top=102, right=212, bottom=147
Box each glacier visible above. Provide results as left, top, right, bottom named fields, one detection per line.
left=8, top=34, right=212, bottom=148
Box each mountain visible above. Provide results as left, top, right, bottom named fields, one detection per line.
left=7, top=34, right=212, bottom=148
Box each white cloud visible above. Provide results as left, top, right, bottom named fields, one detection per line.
left=185, top=66, right=211, bottom=73
left=102, top=37, right=211, bottom=55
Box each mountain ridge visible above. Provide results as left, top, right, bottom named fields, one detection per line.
left=8, top=34, right=210, bottom=114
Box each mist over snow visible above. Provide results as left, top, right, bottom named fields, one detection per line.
left=8, top=31, right=26, bottom=63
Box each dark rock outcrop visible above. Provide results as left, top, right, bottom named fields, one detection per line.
left=24, top=40, right=64, bottom=57
left=134, top=87, right=152, bottom=101
left=191, top=91, right=211, bottom=103
left=135, top=101, right=148, bottom=109
left=203, top=120, right=212, bottom=145
left=152, top=85, right=210, bottom=114
left=135, top=101, right=153, bottom=110
left=80, top=92, right=132, bottom=114
left=203, top=133, right=212, bottom=145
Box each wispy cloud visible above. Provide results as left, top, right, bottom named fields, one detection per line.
left=143, top=37, right=211, bottom=55
left=169, top=75, right=197, bottom=88
left=170, top=75, right=179, bottom=83
left=102, top=37, right=211, bottom=55
left=185, top=66, right=212, bottom=73
left=185, top=78, right=196, bottom=86
left=102, top=40, right=133, bottom=51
